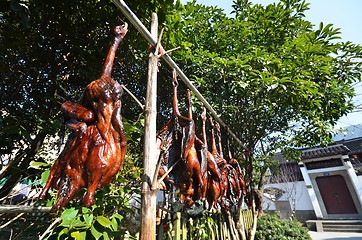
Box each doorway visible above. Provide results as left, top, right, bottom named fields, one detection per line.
left=315, top=175, right=357, bottom=214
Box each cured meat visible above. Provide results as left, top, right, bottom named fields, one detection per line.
left=39, top=24, right=128, bottom=212
left=225, top=130, right=246, bottom=197
left=207, top=117, right=228, bottom=209
left=186, top=91, right=208, bottom=202
left=157, top=70, right=203, bottom=207
left=157, top=83, right=245, bottom=210
left=197, top=108, right=222, bottom=209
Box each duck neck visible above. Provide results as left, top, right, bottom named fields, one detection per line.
left=101, top=35, right=123, bottom=79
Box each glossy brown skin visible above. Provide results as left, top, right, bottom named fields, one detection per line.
left=194, top=137, right=208, bottom=201
left=225, top=130, right=246, bottom=196
left=157, top=70, right=203, bottom=207
left=216, top=123, right=246, bottom=208
left=229, top=158, right=245, bottom=196
left=186, top=90, right=208, bottom=202
left=215, top=123, right=241, bottom=206
left=209, top=117, right=229, bottom=209
left=195, top=107, right=221, bottom=209
left=39, top=24, right=128, bottom=212
left=211, top=120, right=245, bottom=210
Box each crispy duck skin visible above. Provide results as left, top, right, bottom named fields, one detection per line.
left=157, top=70, right=203, bottom=207
left=39, top=24, right=128, bottom=212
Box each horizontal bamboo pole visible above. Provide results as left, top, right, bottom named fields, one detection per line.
left=0, top=205, right=52, bottom=213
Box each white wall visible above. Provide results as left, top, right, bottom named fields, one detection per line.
left=263, top=181, right=314, bottom=211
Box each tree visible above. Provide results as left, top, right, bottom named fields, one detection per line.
left=0, top=0, right=173, bottom=198
left=162, top=0, right=362, bottom=239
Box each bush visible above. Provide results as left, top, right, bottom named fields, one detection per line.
left=255, top=214, right=311, bottom=240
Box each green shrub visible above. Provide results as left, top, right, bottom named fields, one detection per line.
left=255, top=214, right=311, bottom=240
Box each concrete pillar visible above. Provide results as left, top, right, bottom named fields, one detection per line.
left=299, top=163, right=323, bottom=219
left=343, top=156, right=362, bottom=206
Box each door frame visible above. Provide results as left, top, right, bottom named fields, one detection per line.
left=310, top=170, right=362, bottom=219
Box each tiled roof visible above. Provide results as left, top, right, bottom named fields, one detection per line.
left=335, top=137, right=362, bottom=154
left=301, top=144, right=350, bottom=160
left=270, top=137, right=362, bottom=177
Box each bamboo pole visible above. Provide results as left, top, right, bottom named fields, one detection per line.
left=39, top=217, right=61, bottom=240
left=111, top=0, right=246, bottom=151
left=0, top=205, right=52, bottom=213
left=182, top=217, right=187, bottom=240
left=0, top=213, right=24, bottom=229
left=173, top=212, right=181, bottom=240
left=237, top=208, right=247, bottom=240
left=189, top=217, right=194, bottom=240
left=139, top=12, right=159, bottom=240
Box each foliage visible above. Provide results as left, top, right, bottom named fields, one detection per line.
left=41, top=170, right=141, bottom=240
left=192, top=212, right=217, bottom=240
left=255, top=214, right=311, bottom=240
left=0, top=0, right=173, bottom=198
left=163, top=0, right=362, bottom=205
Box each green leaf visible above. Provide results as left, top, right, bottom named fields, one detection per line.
left=80, top=231, right=86, bottom=240
left=96, top=216, right=113, bottom=227
left=81, top=207, right=93, bottom=225
left=61, top=208, right=79, bottom=221
left=57, top=228, right=69, bottom=240
left=31, top=161, right=48, bottom=167
left=70, top=231, right=86, bottom=240
left=70, top=231, right=80, bottom=240
left=59, top=207, right=79, bottom=227
left=82, top=213, right=93, bottom=225
left=72, top=219, right=91, bottom=230
left=112, top=214, right=124, bottom=223
left=111, top=217, right=118, bottom=231
left=90, top=225, right=103, bottom=240
left=41, top=170, right=50, bottom=185
left=103, top=231, right=110, bottom=240
left=59, top=219, right=72, bottom=228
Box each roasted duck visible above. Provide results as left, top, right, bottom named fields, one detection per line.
left=39, top=24, right=128, bottom=212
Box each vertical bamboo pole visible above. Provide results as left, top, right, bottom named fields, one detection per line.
left=182, top=218, right=187, bottom=240
left=189, top=217, right=194, bottom=240
left=140, top=12, right=158, bottom=240
left=173, top=212, right=181, bottom=240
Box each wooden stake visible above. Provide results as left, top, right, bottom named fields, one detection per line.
left=140, top=12, right=159, bottom=240
left=174, top=212, right=181, bottom=240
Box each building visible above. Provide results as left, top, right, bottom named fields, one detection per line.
left=263, top=137, right=362, bottom=222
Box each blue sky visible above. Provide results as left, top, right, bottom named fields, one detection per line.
left=179, top=0, right=362, bottom=129
left=180, top=0, right=362, bottom=45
